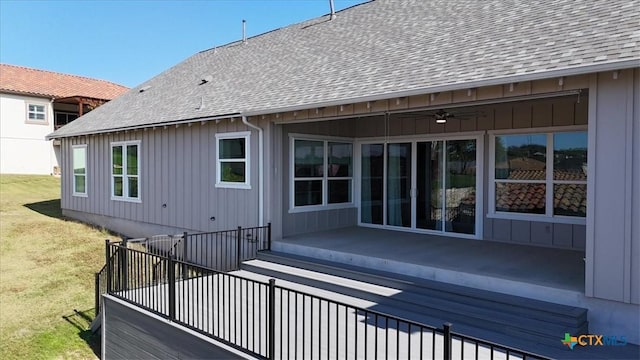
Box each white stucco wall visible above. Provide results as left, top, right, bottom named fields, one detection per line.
left=0, top=93, right=58, bottom=174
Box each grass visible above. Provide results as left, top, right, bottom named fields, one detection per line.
left=0, top=175, right=112, bottom=360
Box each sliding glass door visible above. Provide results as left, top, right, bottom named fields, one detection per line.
left=361, top=138, right=478, bottom=236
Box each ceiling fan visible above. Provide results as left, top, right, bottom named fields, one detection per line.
left=427, top=109, right=485, bottom=124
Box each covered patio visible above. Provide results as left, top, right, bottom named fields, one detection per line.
left=275, top=227, right=585, bottom=304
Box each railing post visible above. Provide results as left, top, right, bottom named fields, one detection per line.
left=443, top=322, right=452, bottom=360
left=268, top=278, right=276, bottom=360
left=182, top=231, right=188, bottom=280
left=105, top=240, right=112, bottom=293
left=236, top=226, right=242, bottom=270
left=168, top=255, right=176, bottom=320
left=267, top=222, right=272, bottom=251
left=94, top=272, right=100, bottom=317
left=121, top=238, right=128, bottom=291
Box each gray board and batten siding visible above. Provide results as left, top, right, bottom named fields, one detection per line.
left=60, top=120, right=261, bottom=238
left=281, top=95, right=588, bottom=250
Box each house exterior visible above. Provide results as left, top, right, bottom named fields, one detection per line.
left=48, top=0, right=639, bottom=347
left=0, top=64, right=127, bottom=175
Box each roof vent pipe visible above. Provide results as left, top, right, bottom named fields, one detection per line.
left=242, top=19, right=247, bottom=43
left=329, top=0, right=336, bottom=20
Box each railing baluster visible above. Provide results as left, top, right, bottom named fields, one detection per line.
left=268, top=279, right=275, bottom=360
left=182, top=231, right=188, bottom=280
left=444, top=323, right=452, bottom=360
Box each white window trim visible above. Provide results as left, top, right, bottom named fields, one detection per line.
left=110, top=140, right=141, bottom=203
left=289, top=134, right=355, bottom=213
left=488, top=126, right=587, bottom=225
left=25, top=102, right=48, bottom=125
left=72, top=144, right=88, bottom=197
left=215, top=131, right=251, bottom=189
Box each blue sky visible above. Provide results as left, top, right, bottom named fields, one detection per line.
left=0, top=0, right=365, bottom=88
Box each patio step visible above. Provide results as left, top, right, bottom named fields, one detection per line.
left=241, top=251, right=588, bottom=348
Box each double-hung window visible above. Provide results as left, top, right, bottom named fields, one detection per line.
left=215, top=132, right=250, bottom=189
left=291, top=136, right=353, bottom=210
left=72, top=145, right=87, bottom=196
left=26, top=103, right=47, bottom=124
left=111, top=141, right=140, bottom=201
left=490, top=129, right=587, bottom=222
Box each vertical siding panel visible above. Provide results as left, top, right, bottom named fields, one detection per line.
left=388, top=118, right=402, bottom=136
left=476, top=106, right=495, bottom=130
left=532, top=100, right=553, bottom=127
left=444, top=117, right=461, bottom=133
left=152, top=129, right=162, bottom=225
left=483, top=218, right=493, bottom=239
left=460, top=116, right=477, bottom=132
left=573, top=224, right=586, bottom=250
left=171, top=128, right=180, bottom=228
left=512, top=103, right=532, bottom=129
left=574, top=97, right=588, bottom=125
left=415, top=118, right=429, bottom=134
left=429, top=118, right=446, bottom=134
left=494, top=105, right=512, bottom=129
left=177, top=127, right=186, bottom=229
left=60, top=139, right=67, bottom=209
left=189, top=125, right=198, bottom=230
left=530, top=222, right=553, bottom=246
left=92, top=136, right=99, bottom=216
left=161, top=128, right=170, bottom=227
left=552, top=99, right=575, bottom=126
left=103, top=134, right=111, bottom=217
left=511, top=220, right=531, bottom=244
left=492, top=218, right=512, bottom=241
left=135, top=131, right=144, bottom=222
left=146, top=130, right=156, bottom=224
left=200, top=124, right=210, bottom=231
left=206, top=123, right=213, bottom=230
left=553, top=223, right=573, bottom=248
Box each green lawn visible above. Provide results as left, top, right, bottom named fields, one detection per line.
left=0, top=175, right=110, bottom=359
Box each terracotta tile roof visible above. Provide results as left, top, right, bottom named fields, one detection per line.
left=0, top=64, right=128, bottom=100
left=495, top=182, right=586, bottom=216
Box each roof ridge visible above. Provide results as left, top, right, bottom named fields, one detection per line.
left=198, top=0, right=371, bottom=54
left=0, top=63, right=128, bottom=89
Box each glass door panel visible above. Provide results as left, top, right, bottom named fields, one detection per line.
left=416, top=141, right=443, bottom=230
left=361, top=144, right=384, bottom=224
left=445, top=140, right=476, bottom=234
left=387, top=143, right=411, bottom=227
left=360, top=138, right=477, bottom=236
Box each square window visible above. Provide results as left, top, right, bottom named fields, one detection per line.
left=215, top=132, right=250, bottom=189
left=111, top=141, right=140, bottom=201
left=291, top=137, right=353, bottom=210
left=26, top=103, right=47, bottom=123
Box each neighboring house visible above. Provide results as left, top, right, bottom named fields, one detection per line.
left=0, top=64, right=127, bottom=175
left=48, top=0, right=639, bottom=352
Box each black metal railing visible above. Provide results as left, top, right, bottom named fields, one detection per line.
left=179, top=224, right=271, bottom=272
left=103, top=240, right=551, bottom=360
left=94, top=240, right=122, bottom=317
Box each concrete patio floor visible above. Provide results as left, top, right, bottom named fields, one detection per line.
left=276, top=226, right=586, bottom=302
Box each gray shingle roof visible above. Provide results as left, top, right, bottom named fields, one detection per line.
left=50, top=0, right=640, bottom=138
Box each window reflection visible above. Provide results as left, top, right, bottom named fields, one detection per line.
left=495, top=134, right=546, bottom=180
left=554, top=132, right=587, bottom=181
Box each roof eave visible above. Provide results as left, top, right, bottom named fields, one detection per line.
left=45, top=112, right=242, bottom=140
left=242, top=59, right=640, bottom=117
